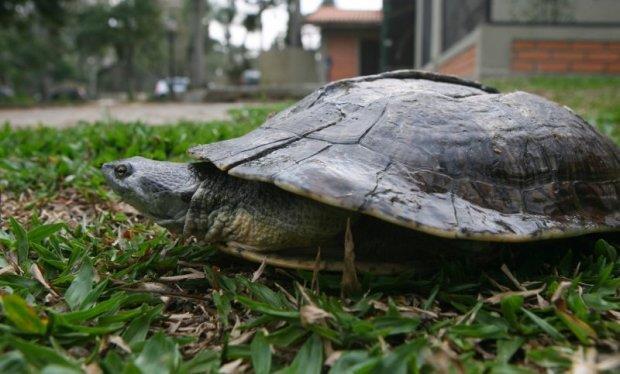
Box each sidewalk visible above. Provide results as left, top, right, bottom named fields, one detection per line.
left=0, top=101, right=257, bottom=128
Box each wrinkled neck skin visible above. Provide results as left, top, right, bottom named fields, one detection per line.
left=102, top=156, right=350, bottom=250
left=102, top=157, right=204, bottom=232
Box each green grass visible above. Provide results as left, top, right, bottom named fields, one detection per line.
left=1, top=81, right=619, bottom=373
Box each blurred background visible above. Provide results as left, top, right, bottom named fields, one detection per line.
left=0, top=0, right=619, bottom=127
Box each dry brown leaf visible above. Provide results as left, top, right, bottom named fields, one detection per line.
left=229, top=315, right=242, bottom=339
left=555, top=299, right=597, bottom=341
left=219, top=358, right=246, bottom=374
left=597, top=354, right=620, bottom=372
left=501, top=263, right=526, bottom=291
left=0, top=264, right=17, bottom=276
left=608, top=309, right=620, bottom=322
left=300, top=304, right=333, bottom=327
left=369, top=299, right=389, bottom=312
left=229, top=330, right=255, bottom=346
left=570, top=347, right=597, bottom=374
left=274, top=283, right=298, bottom=307
left=167, top=320, right=182, bottom=334
left=341, top=218, right=360, bottom=296
left=109, top=335, right=132, bottom=354
left=251, top=257, right=267, bottom=282
left=551, top=281, right=572, bottom=303
left=159, top=272, right=206, bottom=282
left=137, top=282, right=173, bottom=293
left=325, top=351, right=343, bottom=367
left=168, top=313, right=193, bottom=321
left=396, top=306, right=439, bottom=319
left=30, top=263, right=59, bottom=297
left=485, top=285, right=546, bottom=304
left=311, top=247, right=321, bottom=292
left=296, top=283, right=314, bottom=306
left=537, top=294, right=550, bottom=309
left=83, top=363, right=103, bottom=374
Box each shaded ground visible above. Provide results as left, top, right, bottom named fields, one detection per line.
left=0, top=101, right=264, bottom=128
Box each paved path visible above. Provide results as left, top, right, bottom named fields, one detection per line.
left=0, top=102, right=257, bottom=128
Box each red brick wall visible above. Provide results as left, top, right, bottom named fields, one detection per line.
left=325, top=32, right=359, bottom=81
left=512, top=40, right=620, bottom=74
left=437, top=45, right=477, bottom=78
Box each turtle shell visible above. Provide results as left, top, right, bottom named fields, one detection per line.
left=189, top=70, right=620, bottom=242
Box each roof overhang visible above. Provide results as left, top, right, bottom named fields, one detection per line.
left=305, top=5, right=383, bottom=27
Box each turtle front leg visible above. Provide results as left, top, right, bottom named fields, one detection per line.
left=185, top=172, right=352, bottom=251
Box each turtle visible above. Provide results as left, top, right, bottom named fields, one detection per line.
left=102, top=70, right=620, bottom=274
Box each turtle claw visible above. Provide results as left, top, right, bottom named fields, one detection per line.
left=341, top=218, right=361, bottom=297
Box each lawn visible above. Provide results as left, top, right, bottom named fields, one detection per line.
left=0, top=78, right=619, bottom=373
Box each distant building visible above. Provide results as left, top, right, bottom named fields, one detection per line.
left=308, top=0, right=620, bottom=82
left=415, top=0, right=620, bottom=79
left=306, top=5, right=383, bottom=81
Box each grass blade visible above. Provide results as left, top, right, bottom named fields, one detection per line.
left=64, top=259, right=94, bottom=310
left=8, top=218, right=29, bottom=265
left=134, top=332, right=181, bottom=374
left=0, top=294, right=47, bottom=335
left=251, top=331, right=271, bottom=374
left=521, top=308, right=564, bottom=341
left=27, top=223, right=65, bottom=243
left=277, top=334, right=323, bottom=374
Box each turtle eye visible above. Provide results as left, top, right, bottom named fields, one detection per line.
left=114, top=164, right=131, bottom=179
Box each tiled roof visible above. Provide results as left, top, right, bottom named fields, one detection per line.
left=305, top=6, right=383, bottom=26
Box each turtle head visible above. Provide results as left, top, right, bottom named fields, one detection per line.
left=102, top=157, right=203, bottom=232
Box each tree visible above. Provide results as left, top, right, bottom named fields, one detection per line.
left=188, top=0, right=207, bottom=87
left=74, top=3, right=116, bottom=97
left=242, top=0, right=302, bottom=49
left=0, top=0, right=75, bottom=99
left=242, top=0, right=278, bottom=50
left=74, top=0, right=164, bottom=99
left=110, top=0, right=163, bottom=99
left=0, top=0, right=71, bottom=27
left=285, top=0, right=302, bottom=48
left=214, top=0, right=244, bottom=82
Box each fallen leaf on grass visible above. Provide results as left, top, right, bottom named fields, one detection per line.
left=551, top=281, right=572, bottom=303
left=251, top=257, right=267, bottom=282
left=159, top=272, right=206, bottom=282
left=300, top=304, right=333, bottom=327
left=485, top=285, right=545, bottom=304
left=30, top=263, right=59, bottom=297
left=555, top=299, right=597, bottom=344
left=0, top=293, right=48, bottom=335
left=219, top=358, right=246, bottom=374
left=109, top=335, right=132, bottom=354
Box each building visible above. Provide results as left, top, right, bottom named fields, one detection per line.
left=308, top=0, right=620, bottom=82
left=306, top=5, right=383, bottom=81
left=415, top=0, right=620, bottom=79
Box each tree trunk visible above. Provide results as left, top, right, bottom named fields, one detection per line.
left=39, top=73, right=51, bottom=101
left=189, top=0, right=206, bottom=87
left=286, top=0, right=302, bottom=48
left=125, top=45, right=134, bottom=101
